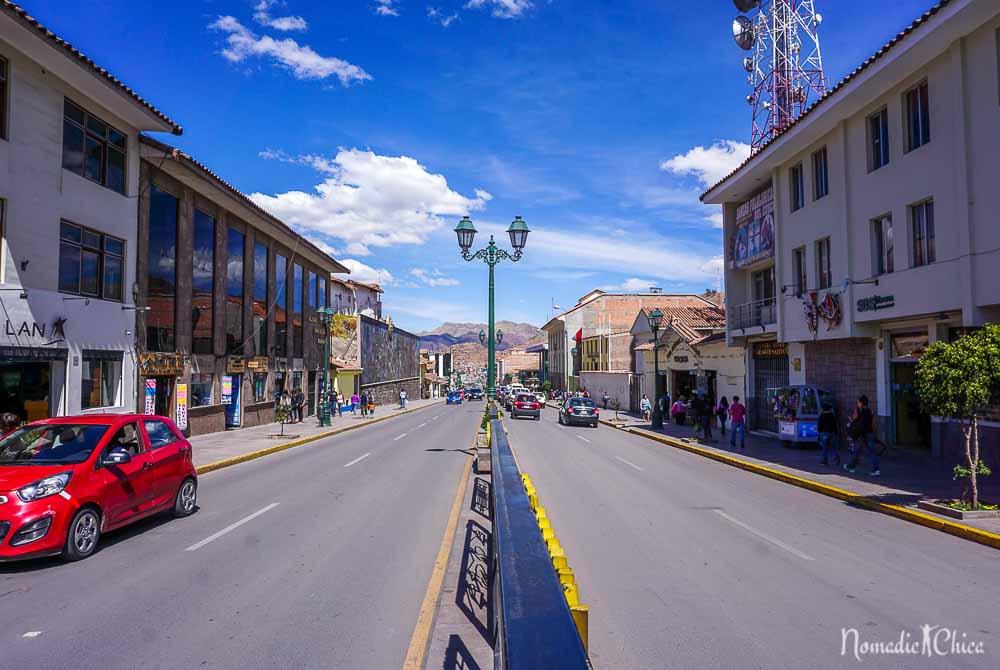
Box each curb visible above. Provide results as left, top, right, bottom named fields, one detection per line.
left=195, top=400, right=446, bottom=475
left=614, top=424, right=1000, bottom=551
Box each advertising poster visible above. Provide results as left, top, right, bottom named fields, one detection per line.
left=221, top=376, right=233, bottom=404
left=144, top=379, right=156, bottom=415
left=731, top=184, right=775, bottom=268
left=176, top=383, right=188, bottom=431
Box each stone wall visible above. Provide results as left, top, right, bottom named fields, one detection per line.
left=804, top=337, right=877, bottom=425
left=362, top=378, right=421, bottom=407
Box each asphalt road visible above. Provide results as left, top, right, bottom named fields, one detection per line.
left=0, top=401, right=482, bottom=670
left=505, top=407, right=1000, bottom=670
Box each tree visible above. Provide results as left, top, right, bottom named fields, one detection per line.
left=915, top=325, right=1000, bottom=509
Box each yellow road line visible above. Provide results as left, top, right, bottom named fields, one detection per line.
left=402, top=445, right=474, bottom=670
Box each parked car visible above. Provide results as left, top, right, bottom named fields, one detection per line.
left=467, top=388, right=484, bottom=400
left=535, top=392, right=547, bottom=407
left=558, top=397, right=599, bottom=427
left=0, top=414, right=198, bottom=562
left=446, top=390, right=463, bottom=405
left=511, top=393, right=542, bottom=421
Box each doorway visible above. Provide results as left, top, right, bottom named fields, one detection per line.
left=671, top=369, right=696, bottom=401
left=0, top=362, right=51, bottom=422
left=891, top=363, right=930, bottom=448
left=145, top=376, right=174, bottom=418
left=307, top=371, right=317, bottom=417
left=224, top=374, right=241, bottom=428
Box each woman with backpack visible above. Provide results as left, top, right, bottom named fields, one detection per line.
left=716, top=396, right=729, bottom=436
left=844, top=395, right=880, bottom=476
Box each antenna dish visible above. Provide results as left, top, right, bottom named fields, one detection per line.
left=733, top=0, right=760, bottom=11
left=733, top=16, right=755, bottom=51
left=743, top=56, right=755, bottom=73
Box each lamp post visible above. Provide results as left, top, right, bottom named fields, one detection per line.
left=647, top=308, right=664, bottom=428
left=317, top=306, right=335, bottom=427
left=455, top=215, right=529, bottom=401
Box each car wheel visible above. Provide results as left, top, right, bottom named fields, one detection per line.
left=173, top=478, right=198, bottom=518
left=62, top=507, right=102, bottom=561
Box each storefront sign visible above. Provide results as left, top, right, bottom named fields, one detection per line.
left=0, top=345, right=68, bottom=361
left=673, top=355, right=689, bottom=363
left=221, top=376, right=233, bottom=404
left=313, top=327, right=326, bottom=336
left=731, top=184, right=774, bottom=269
left=144, top=379, right=156, bottom=415
left=138, top=353, right=188, bottom=376
left=246, top=356, right=269, bottom=372
left=753, top=341, right=787, bottom=358
left=175, top=383, right=188, bottom=430
left=4, top=319, right=47, bottom=338
left=226, top=356, right=246, bottom=374
left=890, top=332, right=929, bottom=360
left=857, top=294, right=895, bottom=313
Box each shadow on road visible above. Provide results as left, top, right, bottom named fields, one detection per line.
left=425, top=448, right=474, bottom=456
left=443, top=633, right=483, bottom=670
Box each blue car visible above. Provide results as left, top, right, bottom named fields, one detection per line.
left=446, top=391, right=463, bottom=405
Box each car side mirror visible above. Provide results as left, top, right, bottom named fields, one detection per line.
left=103, top=447, right=132, bottom=466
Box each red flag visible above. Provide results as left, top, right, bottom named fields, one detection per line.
left=574, top=328, right=583, bottom=344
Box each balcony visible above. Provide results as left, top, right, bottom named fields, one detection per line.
left=729, top=298, right=777, bottom=331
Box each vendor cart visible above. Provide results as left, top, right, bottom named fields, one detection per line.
left=767, top=385, right=836, bottom=447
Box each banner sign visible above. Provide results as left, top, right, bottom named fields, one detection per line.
left=175, top=383, right=188, bottom=430
left=247, top=356, right=269, bottom=372
left=857, top=294, right=895, bottom=313
left=221, top=376, right=233, bottom=404
left=226, top=356, right=246, bottom=374
left=144, top=379, right=156, bottom=415
left=731, top=184, right=775, bottom=269
left=753, top=341, right=787, bottom=358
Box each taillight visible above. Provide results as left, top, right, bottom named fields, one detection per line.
left=532, top=403, right=540, bottom=409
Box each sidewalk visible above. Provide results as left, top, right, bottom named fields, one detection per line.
left=598, top=406, right=1000, bottom=535
left=189, top=398, right=444, bottom=468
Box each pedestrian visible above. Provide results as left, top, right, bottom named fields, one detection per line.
left=0, top=412, right=21, bottom=437
left=844, top=395, right=879, bottom=476
left=583, top=389, right=591, bottom=399
left=716, top=396, right=729, bottom=436
left=357, top=391, right=366, bottom=417
left=729, top=395, right=747, bottom=449
left=351, top=392, right=360, bottom=415
left=296, top=388, right=306, bottom=423
left=671, top=397, right=687, bottom=425
left=602, top=392, right=610, bottom=410
left=700, top=393, right=715, bottom=442
left=326, top=389, right=337, bottom=419
left=818, top=401, right=839, bottom=466
left=369, top=395, right=376, bottom=416
left=399, top=387, right=407, bottom=409
left=691, top=393, right=704, bottom=436
left=640, top=394, right=652, bottom=422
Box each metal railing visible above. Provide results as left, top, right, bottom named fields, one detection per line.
left=728, top=297, right=777, bottom=331
left=490, top=412, right=591, bottom=669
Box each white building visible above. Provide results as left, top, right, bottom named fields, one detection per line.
left=0, top=3, right=180, bottom=421
left=702, top=0, right=1000, bottom=468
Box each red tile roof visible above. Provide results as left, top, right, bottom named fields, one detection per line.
left=700, top=0, right=951, bottom=201
left=2, top=1, right=182, bottom=134
left=641, top=304, right=726, bottom=344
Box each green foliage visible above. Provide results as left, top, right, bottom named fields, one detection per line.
left=954, top=461, right=992, bottom=480
left=274, top=404, right=292, bottom=424
left=541, top=381, right=552, bottom=392
left=914, top=334, right=992, bottom=420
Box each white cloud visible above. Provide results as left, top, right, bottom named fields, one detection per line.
left=375, top=0, right=399, bottom=16
left=465, top=0, right=533, bottom=19
left=209, top=16, right=371, bottom=85
left=335, top=259, right=395, bottom=286
left=253, top=0, right=308, bottom=31
left=427, top=7, right=459, bottom=27
left=707, top=209, right=724, bottom=229
left=253, top=148, right=492, bottom=256
left=660, top=140, right=752, bottom=188
left=411, top=268, right=460, bottom=287
left=601, top=278, right=663, bottom=293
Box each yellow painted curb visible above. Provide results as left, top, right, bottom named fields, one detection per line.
left=622, top=426, right=1000, bottom=551
left=195, top=400, right=445, bottom=475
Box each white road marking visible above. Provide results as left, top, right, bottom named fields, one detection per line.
left=576, top=435, right=591, bottom=444
left=418, top=422, right=427, bottom=428
left=713, top=510, right=815, bottom=561
left=185, top=503, right=280, bottom=552
left=393, top=433, right=408, bottom=441
left=615, top=456, right=643, bottom=471
left=21, top=631, right=42, bottom=638
left=344, top=452, right=372, bottom=468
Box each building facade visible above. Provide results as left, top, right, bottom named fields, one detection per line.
left=0, top=5, right=180, bottom=422
left=703, top=0, right=1000, bottom=477
left=358, top=315, right=420, bottom=404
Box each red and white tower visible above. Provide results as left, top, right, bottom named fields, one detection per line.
left=732, top=0, right=828, bottom=152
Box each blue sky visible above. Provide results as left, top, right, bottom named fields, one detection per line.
left=33, top=0, right=934, bottom=332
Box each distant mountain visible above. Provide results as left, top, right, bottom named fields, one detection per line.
left=418, top=321, right=544, bottom=352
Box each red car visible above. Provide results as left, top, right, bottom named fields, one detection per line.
left=0, top=414, right=198, bottom=562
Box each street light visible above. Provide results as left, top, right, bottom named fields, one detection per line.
left=646, top=308, right=664, bottom=428
left=454, top=215, right=529, bottom=401
left=317, top=306, right=336, bottom=427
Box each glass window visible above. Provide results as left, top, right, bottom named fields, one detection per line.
left=911, top=199, right=935, bottom=267
left=253, top=372, right=268, bottom=403
left=226, top=228, right=245, bottom=355
left=57, top=220, right=125, bottom=301
left=143, top=420, right=178, bottom=449
left=308, top=271, right=317, bottom=308
left=0, top=56, right=8, bottom=140
left=80, top=358, right=121, bottom=410
left=192, top=210, right=215, bottom=355
left=293, top=263, right=303, bottom=358
left=106, top=423, right=142, bottom=457
left=147, top=186, right=178, bottom=352
left=318, top=277, right=327, bottom=309
left=275, top=253, right=287, bottom=358
left=190, top=373, right=214, bottom=407
left=792, top=247, right=807, bottom=297
left=872, top=215, right=893, bottom=275
left=0, top=423, right=111, bottom=465
left=869, top=108, right=890, bottom=171
left=812, top=147, right=828, bottom=200
left=253, top=242, right=268, bottom=357
left=815, top=238, right=832, bottom=290
left=789, top=163, right=804, bottom=212
left=61, top=98, right=127, bottom=194
left=905, top=81, right=930, bottom=152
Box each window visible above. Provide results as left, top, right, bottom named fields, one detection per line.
left=253, top=372, right=268, bottom=403
left=226, top=228, right=245, bottom=355
left=58, top=221, right=125, bottom=301
left=868, top=108, right=890, bottom=171
left=905, top=81, right=930, bottom=152
left=812, top=147, right=828, bottom=200
left=80, top=357, right=121, bottom=409
left=192, top=210, right=215, bottom=355
left=789, top=163, right=804, bottom=211
left=275, top=253, right=287, bottom=357
left=911, top=199, right=935, bottom=267
left=308, top=271, right=317, bottom=308
left=815, top=237, right=832, bottom=290
left=293, top=263, right=304, bottom=358
left=106, top=423, right=141, bottom=458
left=147, top=186, right=178, bottom=352
left=872, top=215, right=894, bottom=275
left=319, top=277, right=327, bottom=309
left=792, top=247, right=807, bottom=297
left=144, top=420, right=179, bottom=449
left=61, top=99, right=127, bottom=194
left=0, top=56, right=8, bottom=140
left=191, top=373, right=214, bottom=407
left=253, top=241, right=268, bottom=357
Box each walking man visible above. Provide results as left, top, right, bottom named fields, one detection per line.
left=602, top=392, right=610, bottom=410
left=640, top=394, right=651, bottom=422
left=818, top=401, right=839, bottom=466
left=844, top=395, right=880, bottom=476
left=399, top=387, right=407, bottom=409
left=701, top=394, right=715, bottom=442
left=729, top=395, right=747, bottom=449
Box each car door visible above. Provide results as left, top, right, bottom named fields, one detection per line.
left=99, top=422, right=156, bottom=527
left=141, top=419, right=190, bottom=509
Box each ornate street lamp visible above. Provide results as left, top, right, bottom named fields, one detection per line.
left=647, top=308, right=664, bottom=428
left=317, top=306, right=335, bottom=427
left=479, top=329, right=486, bottom=345
left=455, top=215, right=530, bottom=401
left=496, top=329, right=504, bottom=345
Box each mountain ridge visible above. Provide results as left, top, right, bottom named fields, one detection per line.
left=418, top=320, right=544, bottom=352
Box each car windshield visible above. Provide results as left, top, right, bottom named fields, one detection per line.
left=516, top=394, right=534, bottom=402
left=570, top=399, right=596, bottom=407
left=0, top=423, right=111, bottom=465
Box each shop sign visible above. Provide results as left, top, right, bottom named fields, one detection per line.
left=175, top=383, right=189, bottom=430
left=857, top=294, right=895, bottom=313
left=731, top=184, right=774, bottom=269
left=226, top=356, right=246, bottom=374
left=144, top=379, right=156, bottom=415
left=4, top=319, right=47, bottom=338
left=673, top=355, right=689, bottom=363
left=246, top=356, right=269, bottom=372
left=753, top=341, right=787, bottom=358
left=890, top=332, right=929, bottom=360
left=139, top=353, right=188, bottom=376
left=313, top=327, right=326, bottom=336
left=0, top=345, right=68, bottom=361
left=221, top=376, right=233, bottom=404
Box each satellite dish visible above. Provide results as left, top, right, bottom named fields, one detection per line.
left=733, top=0, right=760, bottom=11
left=743, top=56, right=755, bottom=73
left=733, top=16, right=755, bottom=51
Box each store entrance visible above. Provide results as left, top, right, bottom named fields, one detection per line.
left=892, top=363, right=930, bottom=448
left=0, top=362, right=50, bottom=422
left=672, top=369, right=696, bottom=401
left=144, top=376, right=174, bottom=417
